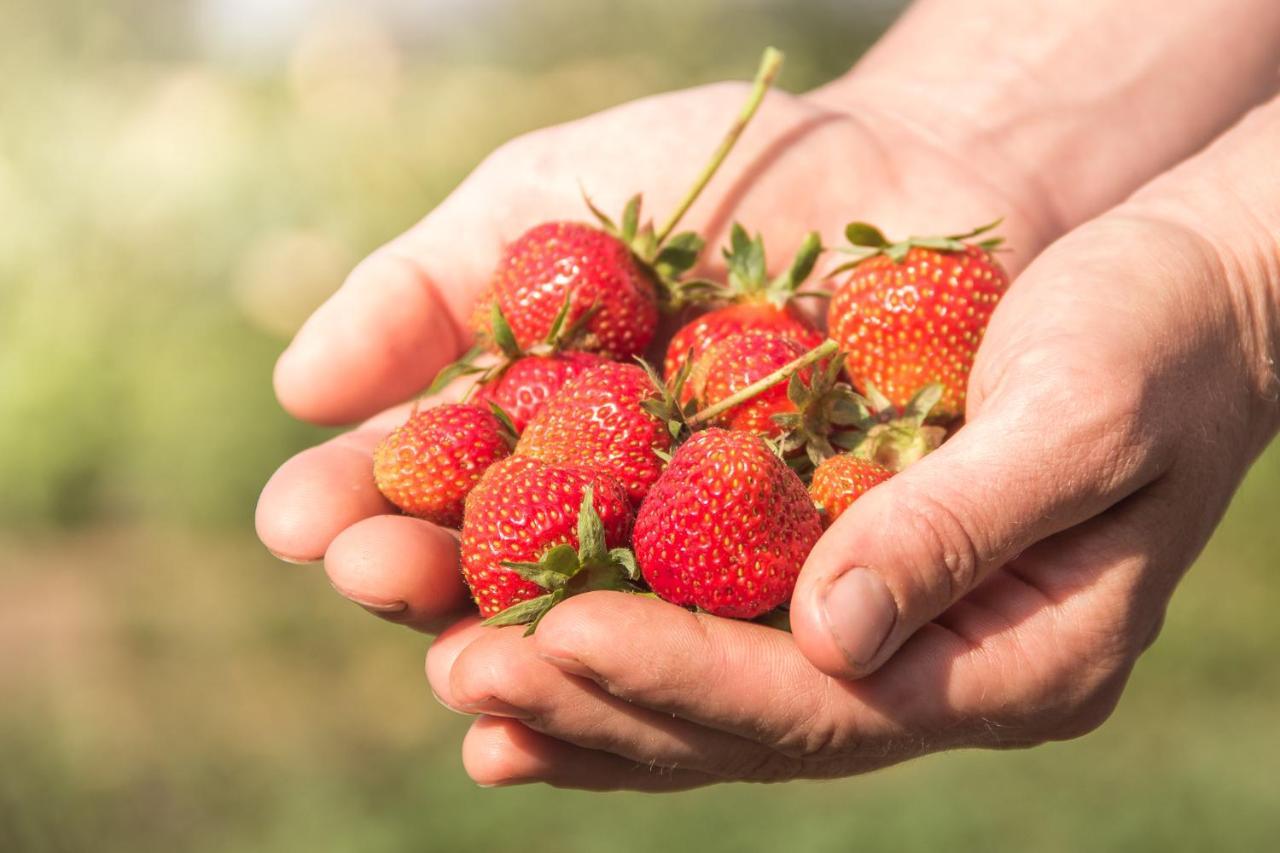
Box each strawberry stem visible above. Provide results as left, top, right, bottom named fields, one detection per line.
left=688, top=339, right=837, bottom=427
left=653, top=47, right=784, bottom=245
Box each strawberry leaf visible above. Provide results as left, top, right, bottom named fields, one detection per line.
left=844, top=222, right=890, bottom=248
left=575, top=487, right=607, bottom=565
left=609, top=547, right=640, bottom=581
left=620, top=194, right=641, bottom=244
left=426, top=344, right=488, bottom=396
left=490, top=303, right=521, bottom=357
left=482, top=592, right=560, bottom=629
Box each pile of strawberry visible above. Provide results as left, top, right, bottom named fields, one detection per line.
left=371, top=49, right=1009, bottom=631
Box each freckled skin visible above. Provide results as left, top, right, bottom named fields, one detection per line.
left=828, top=245, right=1009, bottom=419
left=809, top=454, right=894, bottom=528
left=516, top=362, right=671, bottom=506
left=373, top=403, right=512, bottom=528
left=473, top=351, right=608, bottom=432
left=460, top=456, right=633, bottom=617
left=664, top=301, right=822, bottom=382
left=695, top=330, right=813, bottom=436
left=633, top=429, right=822, bottom=619
left=485, top=221, right=659, bottom=359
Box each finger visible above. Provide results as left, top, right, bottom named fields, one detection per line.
left=534, top=592, right=926, bottom=759
left=426, top=617, right=488, bottom=710
left=446, top=625, right=798, bottom=779
left=789, top=376, right=1171, bottom=680
left=324, top=514, right=470, bottom=632
left=274, top=192, right=502, bottom=426
left=255, top=429, right=392, bottom=563
left=462, top=716, right=716, bottom=792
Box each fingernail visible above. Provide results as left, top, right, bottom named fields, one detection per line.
left=455, top=697, right=532, bottom=720
left=329, top=582, right=408, bottom=616
left=536, top=652, right=596, bottom=680
left=267, top=548, right=320, bottom=566
left=820, top=568, right=898, bottom=668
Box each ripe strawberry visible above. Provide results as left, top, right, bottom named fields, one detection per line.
left=475, top=50, right=786, bottom=361
left=472, top=351, right=608, bottom=432
left=484, top=220, right=662, bottom=359
left=828, top=220, right=1008, bottom=420
left=664, top=226, right=824, bottom=379
left=373, top=403, right=513, bottom=528
left=460, top=456, right=636, bottom=625
left=633, top=428, right=822, bottom=619
left=516, top=362, right=674, bottom=506
left=693, top=330, right=813, bottom=436
left=809, top=454, right=893, bottom=528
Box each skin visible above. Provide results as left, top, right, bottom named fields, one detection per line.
left=258, top=1, right=1280, bottom=789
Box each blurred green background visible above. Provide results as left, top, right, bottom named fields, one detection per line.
left=1, top=1, right=1277, bottom=851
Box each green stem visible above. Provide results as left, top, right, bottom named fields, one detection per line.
left=653, top=47, right=784, bottom=245
left=688, top=339, right=837, bottom=427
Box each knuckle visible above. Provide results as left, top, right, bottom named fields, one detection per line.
left=768, top=681, right=856, bottom=762
left=893, top=482, right=985, bottom=605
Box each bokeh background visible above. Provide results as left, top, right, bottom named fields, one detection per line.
left=2, top=1, right=1277, bottom=850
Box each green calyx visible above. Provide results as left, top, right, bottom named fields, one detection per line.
left=775, top=370, right=947, bottom=477
left=636, top=356, right=699, bottom=458
left=429, top=291, right=592, bottom=398
left=706, top=224, right=824, bottom=307
left=482, top=487, right=644, bottom=635
left=579, top=46, right=785, bottom=312
left=832, top=218, right=1005, bottom=269
left=838, top=383, right=948, bottom=471
left=772, top=351, right=868, bottom=472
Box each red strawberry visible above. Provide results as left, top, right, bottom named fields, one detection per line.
left=486, top=221, right=662, bottom=359
left=476, top=50, right=786, bottom=361
left=694, top=330, right=813, bottom=436
left=809, top=454, right=893, bottom=528
left=828, top=220, right=1009, bottom=419
left=472, top=351, right=608, bottom=432
left=460, top=456, right=635, bottom=624
left=373, top=403, right=513, bottom=528
left=516, top=362, right=673, bottom=506
left=664, top=226, right=824, bottom=379
left=633, top=428, right=822, bottom=619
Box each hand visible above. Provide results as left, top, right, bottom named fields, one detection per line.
left=255, top=76, right=1055, bottom=632
left=427, top=199, right=1279, bottom=789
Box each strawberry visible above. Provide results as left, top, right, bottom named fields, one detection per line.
left=664, top=225, right=824, bottom=379
left=809, top=454, right=893, bottom=528
left=484, top=219, right=663, bottom=359
left=373, top=403, right=513, bottom=528
left=693, top=330, right=813, bottom=436
left=827, top=220, right=1009, bottom=420
left=515, top=362, right=672, bottom=506
left=461, top=456, right=636, bottom=626
left=633, top=428, right=822, bottom=619
left=472, top=351, right=608, bottom=432
left=476, top=50, right=787, bottom=361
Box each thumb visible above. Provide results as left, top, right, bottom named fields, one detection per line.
left=789, top=389, right=1160, bottom=680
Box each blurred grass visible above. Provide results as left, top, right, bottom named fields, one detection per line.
left=1, top=1, right=1277, bottom=851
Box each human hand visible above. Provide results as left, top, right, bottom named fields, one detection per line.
left=255, top=70, right=1056, bottom=631
left=427, top=137, right=1280, bottom=787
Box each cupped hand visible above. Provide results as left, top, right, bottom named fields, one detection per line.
left=255, top=76, right=1052, bottom=632
left=427, top=204, right=1279, bottom=789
